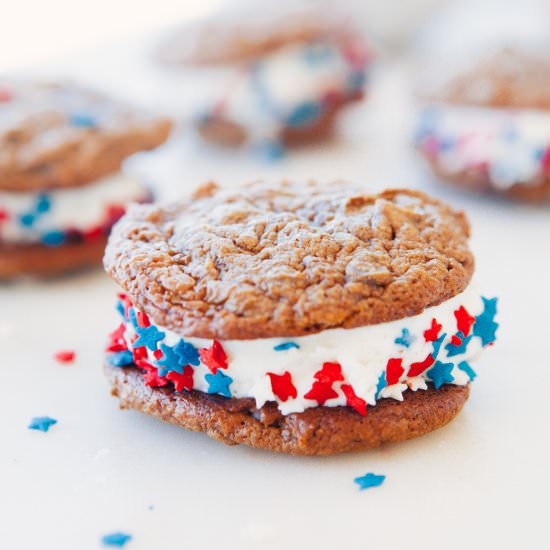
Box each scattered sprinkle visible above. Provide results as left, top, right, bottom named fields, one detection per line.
left=53, top=350, right=75, bottom=364
left=354, top=472, right=386, bottom=491
left=394, top=328, right=415, bottom=348
left=28, top=416, right=57, bottom=432
left=101, top=532, right=132, bottom=547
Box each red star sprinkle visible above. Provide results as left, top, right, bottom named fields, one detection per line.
left=304, top=381, right=338, bottom=405
left=83, top=225, right=103, bottom=241
left=0, top=87, right=12, bottom=102
left=407, top=354, right=435, bottom=377
left=199, top=340, right=228, bottom=373
left=424, top=319, right=442, bottom=342
left=0, top=209, right=10, bottom=223
left=132, top=346, right=147, bottom=362
left=385, top=358, right=404, bottom=385
left=341, top=384, right=367, bottom=416
left=143, top=370, right=169, bottom=387
left=454, top=306, right=475, bottom=337
left=267, top=371, right=298, bottom=402
left=166, top=366, right=194, bottom=392
left=106, top=323, right=127, bottom=352
left=105, top=204, right=126, bottom=226
left=314, top=362, right=344, bottom=385
left=542, top=147, right=550, bottom=174
left=53, top=350, right=75, bottom=364
left=135, top=358, right=154, bottom=372
left=153, top=349, right=163, bottom=360
left=136, top=311, right=150, bottom=328
left=450, top=335, right=463, bottom=346
left=117, top=293, right=133, bottom=318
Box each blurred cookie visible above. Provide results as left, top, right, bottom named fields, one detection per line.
left=0, top=80, right=172, bottom=279
left=158, top=7, right=370, bottom=155
left=103, top=180, right=498, bottom=455
left=415, top=49, right=550, bottom=201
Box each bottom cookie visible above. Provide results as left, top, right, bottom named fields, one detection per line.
left=197, top=94, right=362, bottom=151
left=0, top=236, right=108, bottom=279
left=425, top=157, right=550, bottom=203
left=106, top=363, right=470, bottom=456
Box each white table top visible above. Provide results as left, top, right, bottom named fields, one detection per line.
left=1, top=33, right=549, bottom=550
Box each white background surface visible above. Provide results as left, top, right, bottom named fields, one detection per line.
left=1, top=4, right=550, bottom=550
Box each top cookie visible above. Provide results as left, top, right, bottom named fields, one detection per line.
left=429, top=48, right=550, bottom=110
left=157, top=7, right=356, bottom=66
left=0, top=80, right=172, bottom=192
left=104, top=181, right=474, bottom=340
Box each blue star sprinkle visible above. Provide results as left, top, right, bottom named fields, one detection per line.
left=116, top=301, right=127, bottom=321
left=473, top=297, right=499, bottom=346
left=35, top=194, right=51, bottom=213
left=444, top=332, right=473, bottom=357
left=431, top=332, right=447, bottom=360
left=133, top=325, right=165, bottom=351
left=375, top=371, right=387, bottom=399
left=19, top=212, right=36, bottom=227
left=457, top=361, right=477, bottom=381
left=354, top=473, right=386, bottom=491
left=256, top=140, right=285, bottom=161
left=174, top=339, right=200, bottom=366
left=28, top=416, right=57, bottom=432
left=427, top=361, right=455, bottom=389
left=156, top=344, right=184, bottom=376
left=286, top=101, right=321, bottom=127
left=128, top=308, right=139, bottom=330
left=108, top=351, right=134, bottom=367
left=273, top=341, right=300, bottom=351
left=101, top=532, right=132, bottom=547
left=41, top=230, right=65, bottom=246
left=69, top=113, right=97, bottom=128
left=394, top=328, right=415, bottom=348
left=205, top=370, right=233, bottom=398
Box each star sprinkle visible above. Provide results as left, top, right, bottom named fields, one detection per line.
left=53, top=350, right=75, bottom=363
left=454, top=306, right=475, bottom=337
left=267, top=371, right=297, bottom=402
left=205, top=370, right=233, bottom=398
left=431, top=332, right=447, bottom=360
left=341, top=384, right=367, bottom=416
left=0, top=86, right=12, bottom=102
left=199, top=340, right=228, bottom=373
left=375, top=371, right=387, bottom=399
left=445, top=332, right=472, bottom=357
left=132, top=346, right=148, bottom=362
left=354, top=473, right=385, bottom=491
left=273, top=341, right=300, bottom=351
left=41, top=230, right=65, bottom=246
left=394, top=328, right=415, bottom=348
left=424, top=318, right=442, bottom=342
left=457, top=360, right=477, bottom=381
left=117, top=294, right=132, bottom=320
left=133, top=325, right=165, bottom=351
left=136, top=311, right=150, bottom=328
left=106, top=324, right=128, bottom=352
left=108, top=351, right=134, bottom=367
left=174, top=339, right=200, bottom=366
left=427, top=361, right=454, bottom=389
left=407, top=354, right=435, bottom=377
left=385, top=358, right=404, bottom=385
left=143, top=369, right=169, bottom=388
left=101, top=532, right=132, bottom=547
left=69, top=113, right=97, bottom=128
left=35, top=194, right=51, bottom=214
left=166, top=366, right=194, bottom=392
left=28, top=416, right=57, bottom=432
left=473, top=297, right=499, bottom=346
left=304, top=362, right=343, bottom=405
left=156, top=344, right=184, bottom=377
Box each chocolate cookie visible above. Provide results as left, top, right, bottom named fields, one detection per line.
left=157, top=7, right=370, bottom=153
left=415, top=49, right=550, bottom=201
left=103, top=181, right=498, bottom=455
left=106, top=364, right=470, bottom=456
left=0, top=80, right=171, bottom=279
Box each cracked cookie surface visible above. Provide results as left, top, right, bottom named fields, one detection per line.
left=104, top=180, right=474, bottom=339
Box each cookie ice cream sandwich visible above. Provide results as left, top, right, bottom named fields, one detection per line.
left=157, top=7, right=370, bottom=155
left=104, top=181, right=498, bottom=455
left=415, top=48, right=550, bottom=202
left=0, top=81, right=172, bottom=279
